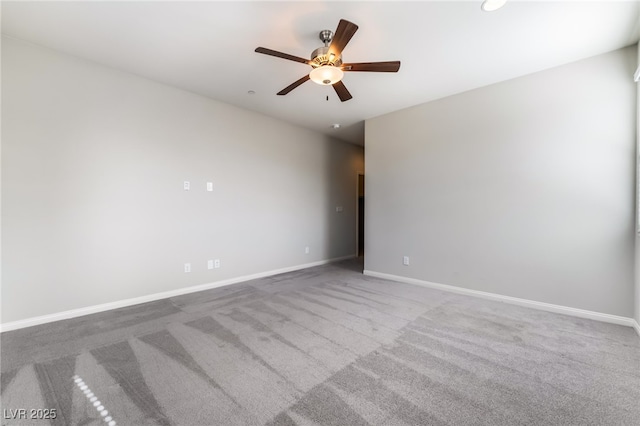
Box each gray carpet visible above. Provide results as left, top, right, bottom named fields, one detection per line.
left=2, top=259, right=639, bottom=425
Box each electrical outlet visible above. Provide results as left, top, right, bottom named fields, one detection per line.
left=183, top=181, right=190, bottom=191
left=184, top=263, right=191, bottom=273
left=305, top=246, right=310, bottom=254
left=207, top=182, right=213, bottom=191
left=335, top=206, right=343, bottom=212
left=207, top=260, right=214, bottom=270
left=403, top=256, right=410, bottom=266
left=214, top=259, right=220, bottom=269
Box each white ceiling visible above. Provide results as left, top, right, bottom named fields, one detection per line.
left=2, top=1, right=639, bottom=145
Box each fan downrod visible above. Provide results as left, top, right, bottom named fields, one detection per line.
left=319, top=30, right=333, bottom=46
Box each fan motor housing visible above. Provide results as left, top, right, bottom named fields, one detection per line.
left=310, top=46, right=343, bottom=68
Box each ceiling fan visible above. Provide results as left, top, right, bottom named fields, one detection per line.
left=255, top=19, right=401, bottom=102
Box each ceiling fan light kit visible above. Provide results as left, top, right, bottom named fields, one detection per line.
left=309, top=65, right=344, bottom=85
left=255, top=19, right=401, bottom=102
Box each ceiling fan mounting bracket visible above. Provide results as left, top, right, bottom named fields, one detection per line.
left=318, top=29, right=333, bottom=46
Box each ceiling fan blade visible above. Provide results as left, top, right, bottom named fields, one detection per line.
left=255, top=47, right=310, bottom=65
left=332, top=80, right=353, bottom=102
left=328, top=19, right=359, bottom=57
left=277, top=75, right=311, bottom=95
left=342, top=61, right=401, bottom=73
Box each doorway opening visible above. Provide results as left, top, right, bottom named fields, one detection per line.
left=357, top=173, right=365, bottom=258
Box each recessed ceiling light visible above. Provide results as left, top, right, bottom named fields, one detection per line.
left=331, top=123, right=341, bottom=129
left=481, top=0, right=507, bottom=12
left=247, top=90, right=256, bottom=95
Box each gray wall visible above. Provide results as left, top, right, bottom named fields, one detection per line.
left=1, top=37, right=364, bottom=324
left=636, top=41, right=640, bottom=326
left=366, top=46, right=637, bottom=318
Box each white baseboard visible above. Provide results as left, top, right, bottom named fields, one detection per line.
left=363, top=270, right=637, bottom=330
left=0, top=255, right=355, bottom=333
